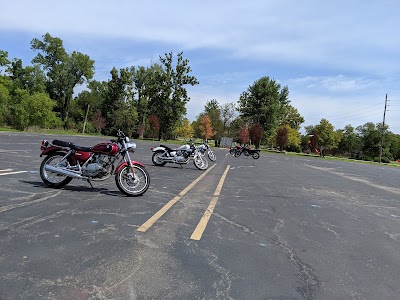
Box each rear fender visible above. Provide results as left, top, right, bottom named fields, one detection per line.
left=115, top=161, right=145, bottom=174
left=40, top=147, right=77, bottom=165
left=152, top=146, right=167, bottom=152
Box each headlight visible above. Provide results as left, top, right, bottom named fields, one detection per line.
left=126, top=142, right=136, bottom=152
left=125, top=137, right=130, bottom=142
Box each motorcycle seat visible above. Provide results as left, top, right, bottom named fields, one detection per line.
left=160, top=145, right=174, bottom=152
left=52, top=140, right=92, bottom=152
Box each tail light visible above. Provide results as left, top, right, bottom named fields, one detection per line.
left=151, top=147, right=154, bottom=151
left=40, top=140, right=49, bottom=150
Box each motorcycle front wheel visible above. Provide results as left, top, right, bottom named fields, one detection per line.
left=234, top=150, right=242, bottom=157
left=40, top=152, right=73, bottom=188
left=193, top=155, right=208, bottom=170
left=208, top=150, right=216, bottom=162
left=115, top=164, right=150, bottom=196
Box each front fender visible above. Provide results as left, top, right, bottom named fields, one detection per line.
left=115, top=161, right=145, bottom=174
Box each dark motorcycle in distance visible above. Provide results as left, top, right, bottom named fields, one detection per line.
left=231, top=145, right=260, bottom=159
left=39, top=130, right=150, bottom=196
left=151, top=140, right=209, bottom=170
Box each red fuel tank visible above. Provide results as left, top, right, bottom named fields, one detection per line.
left=91, top=142, right=119, bottom=156
left=75, top=151, right=91, bottom=162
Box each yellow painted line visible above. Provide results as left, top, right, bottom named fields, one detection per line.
left=190, top=165, right=230, bottom=240
left=0, top=171, right=28, bottom=176
left=137, top=164, right=217, bottom=232
left=0, top=169, right=13, bottom=172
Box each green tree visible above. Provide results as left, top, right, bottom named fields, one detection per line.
left=148, top=52, right=199, bottom=140
left=0, top=83, right=10, bottom=124
left=279, top=104, right=304, bottom=129
left=0, top=50, right=10, bottom=71
left=31, top=33, right=94, bottom=125
left=204, top=99, right=223, bottom=146
left=315, top=119, right=342, bottom=157
left=70, top=80, right=107, bottom=131
left=274, top=124, right=301, bottom=152
left=175, top=117, right=194, bottom=138
left=356, top=122, right=386, bottom=161
left=238, top=76, right=290, bottom=137
left=131, top=66, right=150, bottom=138
left=338, top=124, right=362, bottom=157
left=7, top=58, right=46, bottom=94
left=102, top=67, right=134, bottom=135
left=220, top=102, right=236, bottom=137
left=11, top=89, right=58, bottom=130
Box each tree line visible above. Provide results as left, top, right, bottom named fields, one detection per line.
left=1, top=33, right=399, bottom=162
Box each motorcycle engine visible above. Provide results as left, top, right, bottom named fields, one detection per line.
left=175, top=150, right=190, bottom=162
left=84, top=154, right=114, bottom=177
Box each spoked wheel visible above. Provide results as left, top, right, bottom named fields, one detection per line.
left=115, top=164, right=150, bottom=196
left=193, top=155, right=208, bottom=170
left=40, top=152, right=73, bottom=188
left=152, top=151, right=167, bottom=166
left=234, top=150, right=242, bottom=157
left=229, top=148, right=236, bottom=156
left=208, top=150, right=216, bottom=162
left=252, top=152, right=260, bottom=159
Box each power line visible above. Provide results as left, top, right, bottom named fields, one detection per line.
left=321, top=102, right=382, bottom=120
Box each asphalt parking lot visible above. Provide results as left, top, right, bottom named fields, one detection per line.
left=1, top=132, right=400, bottom=299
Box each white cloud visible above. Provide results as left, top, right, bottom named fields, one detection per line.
left=2, top=0, right=400, bottom=133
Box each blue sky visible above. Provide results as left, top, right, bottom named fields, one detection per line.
left=1, top=0, right=400, bottom=133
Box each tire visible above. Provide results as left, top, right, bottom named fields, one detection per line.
left=40, top=152, right=73, bottom=188
left=234, top=150, right=242, bottom=157
left=115, top=164, right=150, bottom=196
left=152, top=151, right=167, bottom=166
left=252, top=152, right=260, bottom=159
left=193, top=155, right=208, bottom=170
left=229, top=148, right=235, bottom=156
left=208, top=150, right=216, bottom=162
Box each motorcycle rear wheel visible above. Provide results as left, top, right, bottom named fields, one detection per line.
left=115, top=164, right=150, bottom=196
left=152, top=151, right=167, bottom=166
left=252, top=152, right=260, bottom=159
left=40, top=152, right=73, bottom=188
left=234, top=150, right=242, bottom=157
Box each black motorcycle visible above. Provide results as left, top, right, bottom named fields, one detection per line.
left=234, top=145, right=260, bottom=159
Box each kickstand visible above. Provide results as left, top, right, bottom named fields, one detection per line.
left=87, top=180, right=94, bottom=188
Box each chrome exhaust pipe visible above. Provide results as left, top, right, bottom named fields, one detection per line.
left=45, top=165, right=88, bottom=180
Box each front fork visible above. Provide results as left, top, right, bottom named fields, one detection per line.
left=121, top=141, right=138, bottom=180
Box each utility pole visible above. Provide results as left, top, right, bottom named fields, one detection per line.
left=82, top=104, right=90, bottom=134
left=379, top=94, right=388, bottom=163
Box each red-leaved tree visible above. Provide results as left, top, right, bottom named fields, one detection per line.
left=148, top=114, right=160, bottom=140
left=239, top=127, right=250, bottom=145
left=198, top=114, right=214, bottom=140
left=249, top=123, right=264, bottom=148
left=91, top=110, right=105, bottom=134
left=276, top=126, right=289, bottom=151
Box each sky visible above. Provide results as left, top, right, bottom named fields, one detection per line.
left=1, top=0, right=400, bottom=133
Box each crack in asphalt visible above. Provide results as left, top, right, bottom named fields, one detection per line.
left=0, top=191, right=61, bottom=214
left=213, top=212, right=320, bottom=300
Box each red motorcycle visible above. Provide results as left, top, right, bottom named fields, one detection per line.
left=39, top=130, right=150, bottom=196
